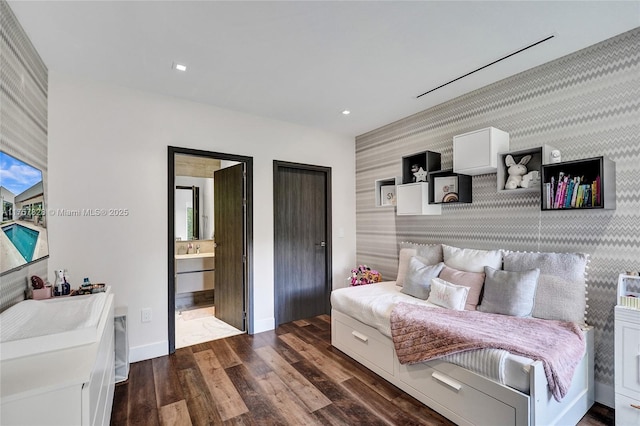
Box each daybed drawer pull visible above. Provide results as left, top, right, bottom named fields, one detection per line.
left=432, top=372, right=462, bottom=392
left=351, top=331, right=369, bottom=343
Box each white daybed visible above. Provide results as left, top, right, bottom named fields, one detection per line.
left=331, top=244, right=594, bottom=426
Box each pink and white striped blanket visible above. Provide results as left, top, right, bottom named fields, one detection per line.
left=390, top=302, right=585, bottom=401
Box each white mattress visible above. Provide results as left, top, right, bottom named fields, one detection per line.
left=331, top=281, right=533, bottom=393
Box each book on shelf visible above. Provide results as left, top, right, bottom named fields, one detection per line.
left=545, top=171, right=601, bottom=209
left=583, top=185, right=592, bottom=207
left=564, top=179, right=575, bottom=208
left=543, top=183, right=552, bottom=209
left=570, top=176, right=581, bottom=207
left=553, top=181, right=563, bottom=209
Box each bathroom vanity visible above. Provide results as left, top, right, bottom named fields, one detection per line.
left=0, top=289, right=115, bottom=425
left=175, top=240, right=215, bottom=304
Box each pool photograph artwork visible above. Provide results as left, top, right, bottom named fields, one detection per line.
left=0, top=151, right=49, bottom=275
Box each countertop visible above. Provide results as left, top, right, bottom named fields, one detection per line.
left=175, top=252, right=215, bottom=259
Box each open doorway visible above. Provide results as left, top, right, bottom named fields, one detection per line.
left=168, top=146, right=253, bottom=353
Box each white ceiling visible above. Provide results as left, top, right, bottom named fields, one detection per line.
left=8, top=1, right=640, bottom=137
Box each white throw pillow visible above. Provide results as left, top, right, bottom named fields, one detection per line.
left=427, top=277, right=469, bottom=311
left=442, top=244, right=503, bottom=273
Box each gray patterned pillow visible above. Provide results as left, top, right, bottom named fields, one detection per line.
left=478, top=266, right=540, bottom=317
left=503, top=251, right=588, bottom=323
left=400, top=242, right=443, bottom=264
left=400, top=258, right=445, bottom=299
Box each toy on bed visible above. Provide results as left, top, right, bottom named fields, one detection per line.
left=348, top=264, right=382, bottom=286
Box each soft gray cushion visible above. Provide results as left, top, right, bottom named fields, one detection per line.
left=401, top=258, right=445, bottom=299
left=400, top=242, right=443, bottom=264
left=478, top=266, right=540, bottom=317
left=503, top=251, right=588, bottom=323
left=396, top=243, right=443, bottom=286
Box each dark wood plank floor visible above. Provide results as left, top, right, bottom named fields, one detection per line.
left=111, top=315, right=614, bottom=425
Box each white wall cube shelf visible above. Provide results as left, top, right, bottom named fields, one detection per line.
left=396, top=183, right=442, bottom=215
left=453, top=127, right=510, bottom=176
left=374, top=176, right=401, bottom=207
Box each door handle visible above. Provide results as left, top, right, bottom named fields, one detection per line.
left=319, top=241, right=326, bottom=247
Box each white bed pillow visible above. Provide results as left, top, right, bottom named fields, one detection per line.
left=442, top=244, right=502, bottom=273
left=396, top=243, right=443, bottom=286
left=478, top=266, right=540, bottom=317
left=427, top=277, right=469, bottom=310
left=400, top=258, right=445, bottom=299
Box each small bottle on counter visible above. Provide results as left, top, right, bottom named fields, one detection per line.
left=62, top=276, right=71, bottom=296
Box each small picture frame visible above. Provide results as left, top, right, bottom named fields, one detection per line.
left=381, top=185, right=396, bottom=206
left=433, top=176, right=458, bottom=203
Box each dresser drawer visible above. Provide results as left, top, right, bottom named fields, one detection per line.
left=616, top=393, right=640, bottom=426
left=333, top=315, right=394, bottom=375
left=398, top=362, right=515, bottom=426
left=615, top=307, right=640, bottom=397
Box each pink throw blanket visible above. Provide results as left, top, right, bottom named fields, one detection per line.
left=390, top=302, right=585, bottom=401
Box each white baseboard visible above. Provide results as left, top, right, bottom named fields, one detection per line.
left=129, top=340, right=168, bottom=363
left=594, top=381, right=614, bottom=408
left=253, top=317, right=275, bottom=334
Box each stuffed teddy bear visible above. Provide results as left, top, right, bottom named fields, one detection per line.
left=504, top=154, right=532, bottom=189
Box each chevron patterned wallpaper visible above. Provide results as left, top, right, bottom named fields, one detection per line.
left=0, top=1, right=48, bottom=312
left=356, top=28, right=639, bottom=396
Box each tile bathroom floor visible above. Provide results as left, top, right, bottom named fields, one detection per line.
left=175, top=304, right=244, bottom=349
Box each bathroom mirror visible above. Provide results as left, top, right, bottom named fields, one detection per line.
left=0, top=151, right=50, bottom=275
left=175, top=185, right=200, bottom=241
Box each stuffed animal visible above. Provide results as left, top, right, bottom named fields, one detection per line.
left=505, top=154, right=532, bottom=189
left=520, top=170, right=540, bottom=188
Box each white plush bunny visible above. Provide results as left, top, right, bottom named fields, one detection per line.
left=504, top=154, right=532, bottom=189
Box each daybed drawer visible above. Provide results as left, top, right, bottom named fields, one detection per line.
left=398, top=362, right=515, bottom=426
left=334, top=318, right=394, bottom=374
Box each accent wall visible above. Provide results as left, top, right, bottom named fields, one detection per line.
left=355, top=28, right=639, bottom=405
left=0, top=0, right=48, bottom=311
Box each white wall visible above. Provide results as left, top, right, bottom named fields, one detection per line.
left=47, top=73, right=356, bottom=362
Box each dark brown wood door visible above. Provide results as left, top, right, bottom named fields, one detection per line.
left=214, top=164, right=246, bottom=331
left=274, top=162, right=331, bottom=326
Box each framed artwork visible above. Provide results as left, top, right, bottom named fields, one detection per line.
left=433, top=176, right=458, bottom=203
left=381, top=185, right=396, bottom=206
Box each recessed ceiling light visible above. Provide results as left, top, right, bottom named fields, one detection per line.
left=173, top=62, right=187, bottom=72
left=341, top=110, right=351, bottom=115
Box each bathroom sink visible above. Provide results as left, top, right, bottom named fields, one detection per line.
left=175, top=252, right=214, bottom=259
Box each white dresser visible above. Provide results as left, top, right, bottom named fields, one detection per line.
left=615, top=304, right=640, bottom=425
left=1, top=291, right=115, bottom=425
